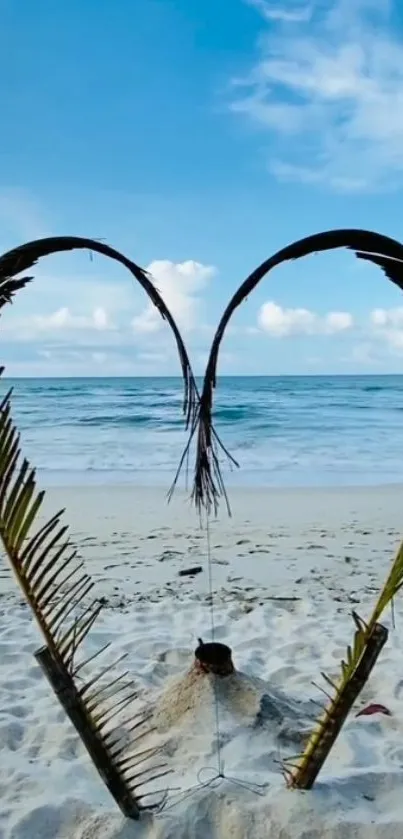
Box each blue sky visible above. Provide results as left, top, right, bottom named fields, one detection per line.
left=2, top=0, right=403, bottom=376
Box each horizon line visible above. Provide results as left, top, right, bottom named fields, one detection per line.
left=2, top=372, right=403, bottom=380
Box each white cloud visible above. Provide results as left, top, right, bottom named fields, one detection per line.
left=131, top=307, right=160, bottom=334
left=370, top=307, right=403, bottom=328
left=325, top=311, right=354, bottom=332
left=258, top=301, right=316, bottom=335
left=2, top=305, right=112, bottom=340
left=246, top=0, right=312, bottom=22
left=0, top=255, right=219, bottom=375
left=370, top=306, right=403, bottom=351
left=233, top=0, right=403, bottom=190
left=3, top=267, right=143, bottom=324
left=0, top=257, right=216, bottom=347
left=258, top=300, right=354, bottom=335
left=35, top=305, right=111, bottom=332
left=132, top=259, right=216, bottom=334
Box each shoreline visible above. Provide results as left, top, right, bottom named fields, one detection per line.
left=37, top=480, right=403, bottom=493
left=1, top=481, right=398, bottom=611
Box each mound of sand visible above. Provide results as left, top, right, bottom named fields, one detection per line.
left=151, top=659, right=312, bottom=749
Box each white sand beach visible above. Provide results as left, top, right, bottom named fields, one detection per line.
left=1, top=483, right=403, bottom=839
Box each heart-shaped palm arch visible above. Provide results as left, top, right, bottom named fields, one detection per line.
left=1, top=229, right=403, bottom=809
left=0, top=235, right=199, bottom=819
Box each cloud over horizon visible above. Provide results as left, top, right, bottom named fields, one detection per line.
left=258, top=301, right=354, bottom=336
left=3, top=253, right=403, bottom=376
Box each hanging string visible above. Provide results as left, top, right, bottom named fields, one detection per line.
left=205, top=511, right=216, bottom=642
left=204, top=508, right=224, bottom=777
left=154, top=517, right=267, bottom=816
left=153, top=507, right=268, bottom=819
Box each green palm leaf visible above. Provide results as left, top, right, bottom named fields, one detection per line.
left=282, top=545, right=402, bottom=789
left=0, top=374, right=168, bottom=816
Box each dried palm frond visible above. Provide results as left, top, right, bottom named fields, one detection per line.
left=182, top=228, right=403, bottom=513
left=0, top=234, right=197, bottom=816
left=0, top=272, right=32, bottom=308
left=283, top=539, right=403, bottom=788
left=0, top=236, right=198, bottom=427
left=0, top=373, right=170, bottom=817
left=0, top=241, right=33, bottom=312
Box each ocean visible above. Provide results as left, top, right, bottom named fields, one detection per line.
left=1, top=375, right=403, bottom=489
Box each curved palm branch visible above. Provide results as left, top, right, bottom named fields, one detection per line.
left=0, top=236, right=198, bottom=816
left=184, top=228, right=403, bottom=512
left=0, top=236, right=198, bottom=427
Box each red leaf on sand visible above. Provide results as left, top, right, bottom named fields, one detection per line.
left=356, top=703, right=391, bottom=717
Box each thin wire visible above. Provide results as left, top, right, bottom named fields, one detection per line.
left=155, top=770, right=267, bottom=817
left=152, top=508, right=268, bottom=819
left=205, top=512, right=216, bottom=642
left=204, top=510, right=223, bottom=777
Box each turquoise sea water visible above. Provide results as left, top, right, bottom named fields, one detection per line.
left=2, top=375, right=403, bottom=488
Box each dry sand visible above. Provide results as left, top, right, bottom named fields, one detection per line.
left=1, top=484, right=403, bottom=838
